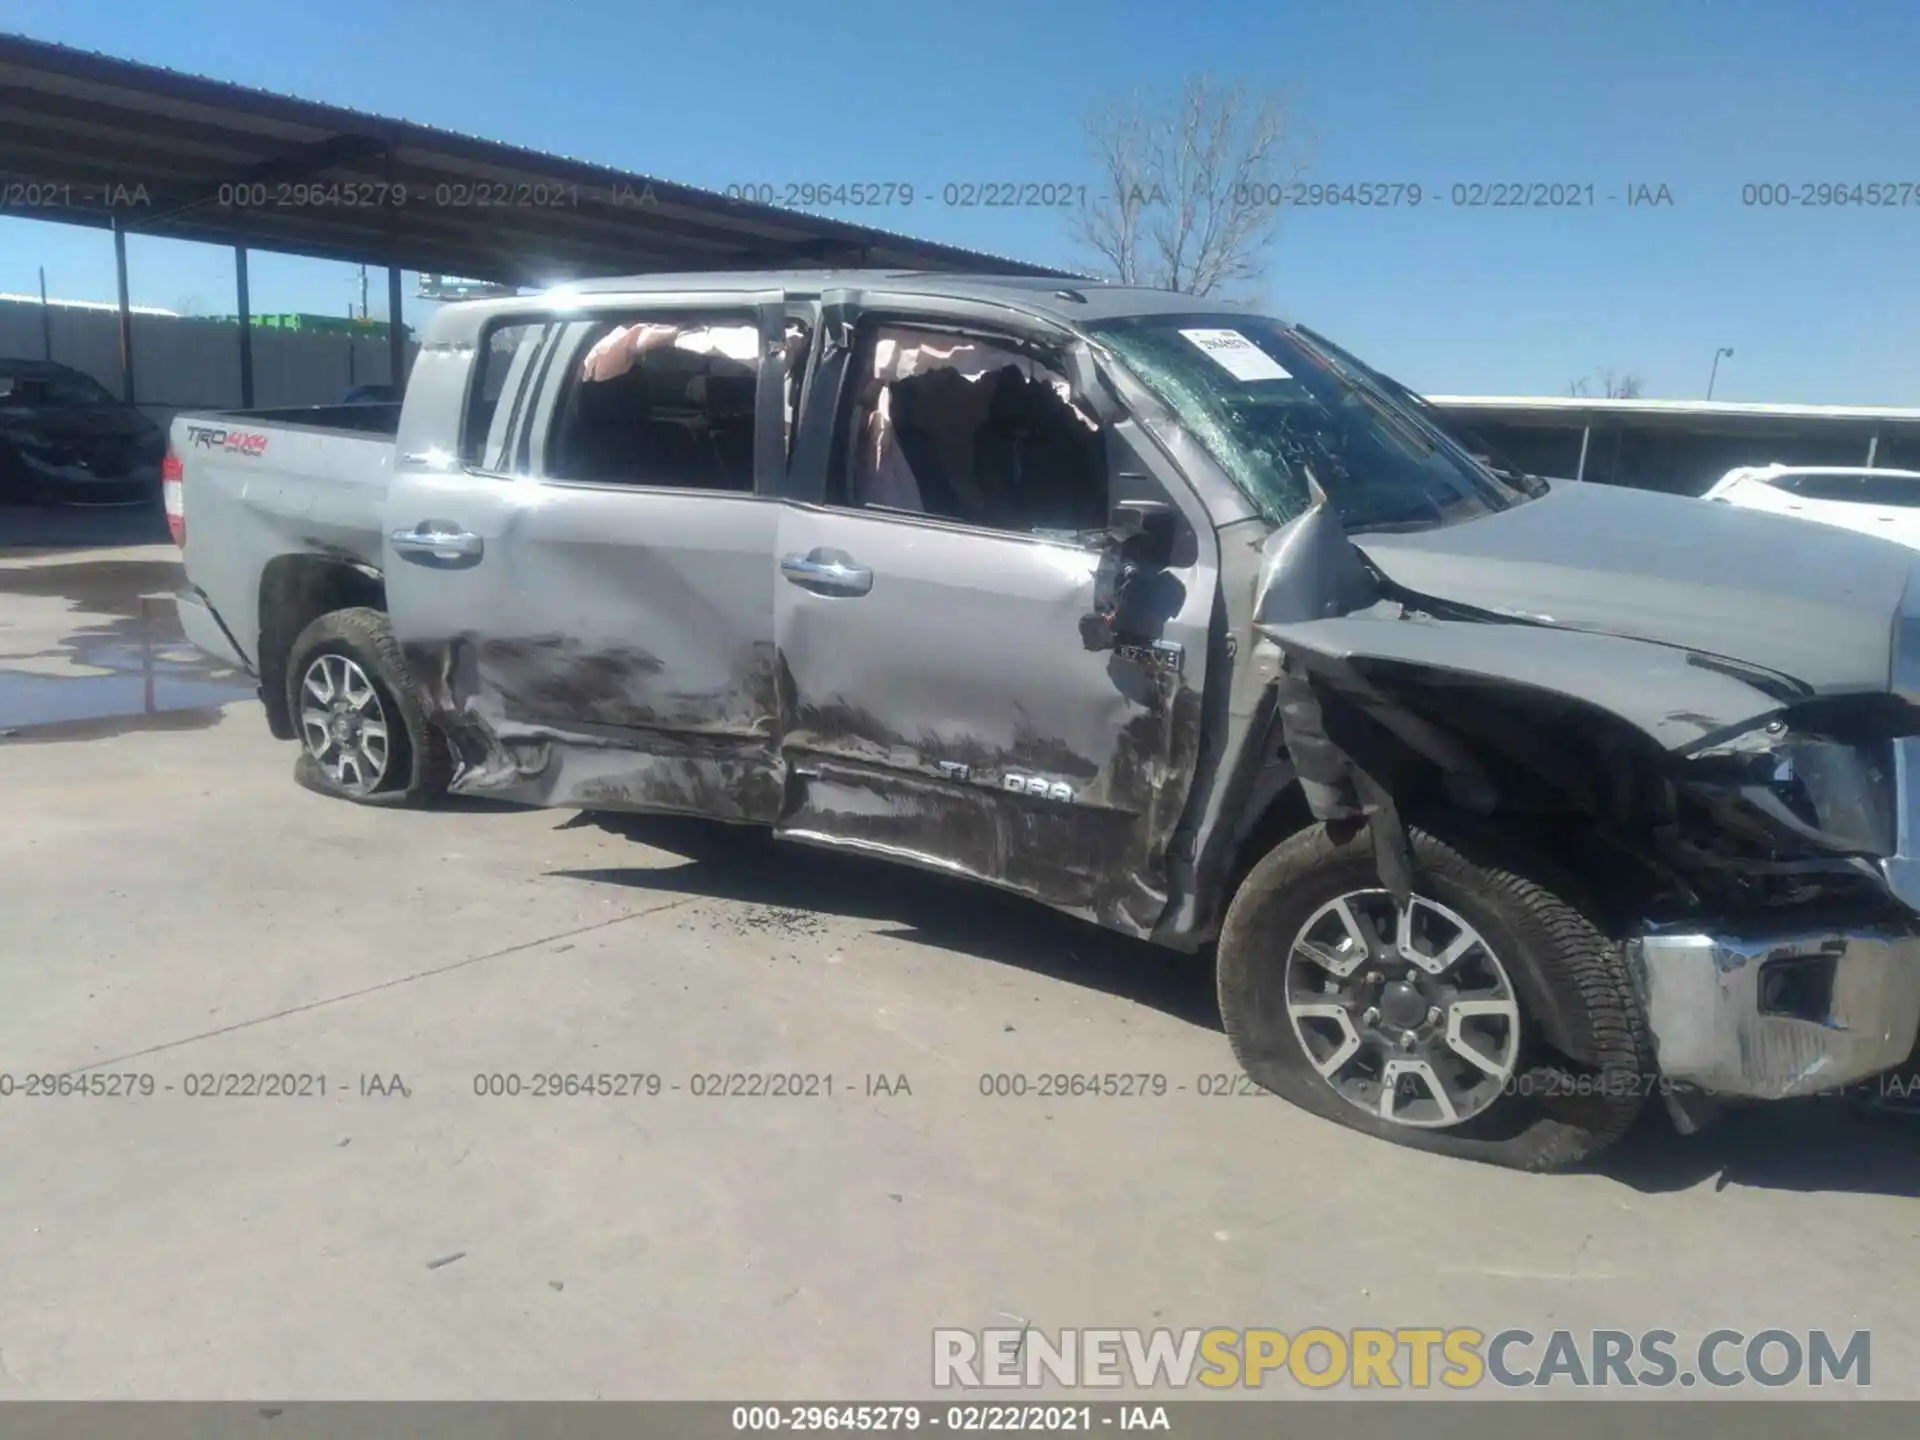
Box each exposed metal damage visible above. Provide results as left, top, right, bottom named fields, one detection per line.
left=173, top=264, right=1920, bottom=1164
left=406, top=632, right=785, bottom=823
left=1239, top=496, right=1920, bottom=1101
left=396, top=474, right=1920, bottom=1107
left=1254, top=513, right=1917, bottom=915
left=405, top=607, right=1205, bottom=938
left=801, top=697, right=1200, bottom=935
left=770, top=610, right=1205, bottom=938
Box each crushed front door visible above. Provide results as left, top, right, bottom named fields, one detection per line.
left=770, top=292, right=1217, bottom=936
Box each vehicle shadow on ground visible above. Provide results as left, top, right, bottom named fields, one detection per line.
left=439, top=793, right=544, bottom=814
left=1595, top=1097, right=1920, bottom=1197
left=546, top=810, right=1223, bottom=1033
left=551, top=811, right=1920, bottom=1197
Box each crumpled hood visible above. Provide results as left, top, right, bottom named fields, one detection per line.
left=1350, top=482, right=1918, bottom=698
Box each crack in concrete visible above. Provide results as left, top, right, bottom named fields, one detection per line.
left=60, top=896, right=700, bottom=1075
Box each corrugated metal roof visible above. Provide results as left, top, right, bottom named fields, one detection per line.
left=0, top=291, right=178, bottom=315
left=1425, top=395, right=1920, bottom=422
left=1734, top=464, right=1920, bottom=478
left=0, top=34, right=1080, bottom=284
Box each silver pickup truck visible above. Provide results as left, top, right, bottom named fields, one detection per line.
left=170, top=269, right=1920, bottom=1169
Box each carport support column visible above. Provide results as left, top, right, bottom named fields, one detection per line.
left=1867, top=432, right=1880, bottom=469
left=235, top=245, right=255, bottom=409
left=112, top=215, right=135, bottom=407
left=387, top=265, right=405, bottom=391
left=1575, top=423, right=1590, bottom=482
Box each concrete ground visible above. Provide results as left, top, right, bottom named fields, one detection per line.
left=1, top=505, right=1917, bottom=1403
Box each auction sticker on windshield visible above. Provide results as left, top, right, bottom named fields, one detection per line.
left=1179, top=328, right=1292, bottom=382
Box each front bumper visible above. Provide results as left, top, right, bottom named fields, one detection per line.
left=1628, top=924, right=1920, bottom=1099
left=1634, top=734, right=1920, bottom=1101
left=13, top=452, right=161, bottom=504
left=1878, top=737, right=1920, bottom=912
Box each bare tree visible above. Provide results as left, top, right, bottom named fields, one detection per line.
left=1071, top=77, right=1313, bottom=297
left=1570, top=369, right=1646, bottom=399
left=174, top=293, right=206, bottom=317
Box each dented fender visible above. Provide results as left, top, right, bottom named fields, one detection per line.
left=1256, top=609, right=1790, bottom=755
left=1208, top=497, right=1797, bottom=933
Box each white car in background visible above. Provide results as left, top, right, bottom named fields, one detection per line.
left=1703, top=464, right=1920, bottom=549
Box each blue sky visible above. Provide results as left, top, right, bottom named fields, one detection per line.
left=0, top=0, right=1914, bottom=402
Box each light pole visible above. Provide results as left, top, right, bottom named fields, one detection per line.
left=1707, top=346, right=1733, bottom=400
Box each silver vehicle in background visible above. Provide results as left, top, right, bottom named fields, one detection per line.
left=168, top=271, right=1920, bottom=1169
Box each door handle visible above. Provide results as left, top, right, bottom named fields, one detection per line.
left=780, top=550, right=872, bottom=596
left=390, top=524, right=484, bottom=566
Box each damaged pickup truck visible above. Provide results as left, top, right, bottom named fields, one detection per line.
left=169, top=271, right=1920, bottom=1169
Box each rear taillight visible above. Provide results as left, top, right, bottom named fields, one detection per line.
left=162, top=450, right=185, bottom=546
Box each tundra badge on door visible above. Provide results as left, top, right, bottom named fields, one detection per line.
left=1004, top=773, right=1075, bottom=803
left=1114, top=639, right=1183, bottom=674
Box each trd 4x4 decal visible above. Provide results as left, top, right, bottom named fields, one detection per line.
left=184, top=425, right=270, bottom=456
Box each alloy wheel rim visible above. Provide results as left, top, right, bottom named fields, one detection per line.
left=298, top=653, right=391, bottom=795
left=1283, top=889, right=1520, bottom=1129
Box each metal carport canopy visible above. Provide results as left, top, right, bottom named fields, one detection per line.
left=0, top=32, right=1078, bottom=284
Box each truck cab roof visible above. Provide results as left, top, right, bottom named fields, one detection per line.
left=455, top=270, right=1281, bottom=329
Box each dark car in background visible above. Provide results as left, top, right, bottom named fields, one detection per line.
left=0, top=359, right=166, bottom=506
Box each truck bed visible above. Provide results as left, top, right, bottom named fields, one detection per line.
left=171, top=404, right=402, bottom=676
left=201, top=402, right=405, bottom=437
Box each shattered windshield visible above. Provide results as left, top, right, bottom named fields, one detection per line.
left=1091, top=314, right=1529, bottom=532
left=1291, top=324, right=1546, bottom=490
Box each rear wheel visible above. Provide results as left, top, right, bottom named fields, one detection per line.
left=285, top=607, right=451, bottom=806
left=1217, top=822, right=1652, bottom=1170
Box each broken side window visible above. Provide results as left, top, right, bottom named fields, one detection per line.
left=544, top=313, right=764, bottom=491
left=835, top=323, right=1107, bottom=534
left=461, top=320, right=544, bottom=470
left=782, top=318, right=812, bottom=464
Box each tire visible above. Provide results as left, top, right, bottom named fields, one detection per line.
left=284, top=607, right=452, bottom=807
left=1217, top=822, right=1652, bottom=1171
left=0, top=444, right=44, bottom=506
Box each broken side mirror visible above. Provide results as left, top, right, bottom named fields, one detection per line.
left=1080, top=498, right=1178, bottom=652
left=1108, top=497, right=1176, bottom=567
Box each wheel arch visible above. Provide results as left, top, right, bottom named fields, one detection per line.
left=1191, top=651, right=1692, bottom=962
left=1217, top=819, right=1654, bottom=1168
left=257, top=554, right=386, bottom=740
left=1281, top=657, right=1678, bottom=918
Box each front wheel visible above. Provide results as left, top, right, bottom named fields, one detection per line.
left=1216, top=823, right=1653, bottom=1170
left=284, top=607, right=452, bottom=806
